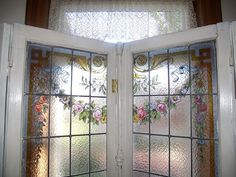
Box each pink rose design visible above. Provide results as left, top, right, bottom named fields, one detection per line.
left=137, top=106, right=147, bottom=120
left=93, top=108, right=102, bottom=121
left=35, top=104, right=43, bottom=113
left=198, top=103, right=207, bottom=112
left=195, top=95, right=202, bottom=105
left=156, top=103, right=167, bottom=113
left=73, top=103, right=84, bottom=113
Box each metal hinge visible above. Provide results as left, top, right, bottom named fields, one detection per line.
left=112, top=79, right=118, bottom=93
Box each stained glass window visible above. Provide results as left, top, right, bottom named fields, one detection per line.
left=22, top=43, right=107, bottom=177
left=133, top=41, right=218, bottom=177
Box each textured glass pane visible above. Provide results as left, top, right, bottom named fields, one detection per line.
left=49, top=137, right=70, bottom=177
left=150, top=50, right=168, bottom=95
left=133, top=134, right=149, bottom=172
left=51, top=48, right=72, bottom=95
left=193, top=140, right=218, bottom=177
left=75, top=175, right=89, bottom=177
left=133, top=53, right=149, bottom=95
left=26, top=44, right=51, bottom=94
left=71, top=136, right=89, bottom=175
left=91, top=135, right=106, bottom=172
left=133, top=96, right=149, bottom=133
left=150, top=96, right=168, bottom=135
left=192, top=95, right=217, bottom=139
left=50, top=96, right=70, bottom=136
left=150, top=175, right=164, bottom=177
left=150, top=136, right=169, bottom=176
left=22, top=138, right=48, bottom=177
left=190, top=42, right=217, bottom=94
left=90, top=98, right=107, bottom=134
left=72, top=51, right=90, bottom=95
left=133, top=171, right=149, bottom=177
left=72, top=97, right=89, bottom=135
left=170, top=138, right=191, bottom=177
left=25, top=95, right=49, bottom=137
left=90, top=171, right=106, bottom=177
left=91, top=54, right=107, bottom=96
left=170, top=96, right=190, bottom=136
left=169, top=47, right=189, bottom=95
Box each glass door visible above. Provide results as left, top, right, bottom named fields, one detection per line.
left=4, top=24, right=117, bottom=177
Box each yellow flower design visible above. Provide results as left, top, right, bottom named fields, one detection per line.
left=101, top=116, right=107, bottom=124
left=133, top=114, right=139, bottom=123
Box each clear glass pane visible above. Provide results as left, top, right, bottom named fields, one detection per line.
left=51, top=48, right=72, bottom=95
left=71, top=136, right=89, bottom=175
left=72, top=51, right=90, bottom=95
left=90, top=98, right=107, bottom=133
left=90, top=135, right=106, bottom=172
left=26, top=44, right=51, bottom=94
left=190, top=42, right=217, bottom=94
left=49, top=137, right=70, bottom=177
left=133, top=171, right=149, bottom=177
left=90, top=171, right=106, bottom=177
left=170, top=138, right=191, bottom=177
left=170, top=96, right=190, bottom=136
left=91, top=54, right=107, bottom=96
left=133, top=53, right=149, bottom=95
left=192, top=140, right=218, bottom=177
left=50, top=96, right=70, bottom=136
left=150, top=96, right=168, bottom=135
left=150, top=136, right=169, bottom=176
left=25, top=95, right=49, bottom=137
left=133, top=134, right=149, bottom=172
left=150, top=50, right=168, bottom=95
left=133, top=96, right=149, bottom=133
left=22, top=138, right=48, bottom=177
left=192, top=95, right=217, bottom=139
left=72, top=97, right=90, bottom=135
left=169, top=47, right=189, bottom=95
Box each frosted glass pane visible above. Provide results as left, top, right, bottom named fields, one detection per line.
left=72, top=97, right=89, bottom=135
left=91, top=135, right=106, bottom=171
left=90, top=98, right=107, bottom=133
left=133, top=53, right=149, bottom=95
left=133, top=171, right=149, bottom=177
left=133, top=134, right=149, bottom=172
left=190, top=42, right=217, bottom=94
left=150, top=50, right=168, bottom=95
left=150, top=136, right=169, bottom=176
left=133, top=96, right=149, bottom=133
left=170, top=96, right=190, bottom=136
left=170, top=138, right=191, bottom=177
left=91, top=171, right=106, bottom=177
left=91, top=54, right=107, bottom=96
left=50, top=96, right=70, bottom=136
left=25, top=95, right=49, bottom=137
left=71, top=136, right=89, bottom=175
left=22, top=138, right=48, bottom=177
left=192, top=95, right=217, bottom=139
left=27, top=44, right=51, bottom=94
left=72, top=51, right=90, bottom=95
left=49, top=137, right=70, bottom=177
left=51, top=48, right=72, bottom=95
left=169, top=47, right=189, bottom=95
left=150, top=96, right=168, bottom=135
left=193, top=140, right=218, bottom=177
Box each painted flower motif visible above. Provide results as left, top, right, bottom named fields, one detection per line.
left=73, top=103, right=84, bottom=113
left=39, top=96, right=46, bottom=104
left=133, top=114, right=139, bottom=123
left=196, top=113, right=204, bottom=123
left=156, top=103, right=167, bottom=113
left=38, top=115, right=45, bottom=122
left=84, top=103, right=90, bottom=110
left=170, top=96, right=181, bottom=104
left=35, top=104, right=43, bottom=113
left=93, top=108, right=103, bottom=121
left=149, top=102, right=157, bottom=110
left=137, top=106, right=147, bottom=120
left=194, top=95, right=202, bottom=105
left=101, top=116, right=106, bottom=124
left=198, top=103, right=207, bottom=112
left=59, top=96, right=70, bottom=105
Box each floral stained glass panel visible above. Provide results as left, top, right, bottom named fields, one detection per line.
left=23, top=43, right=107, bottom=177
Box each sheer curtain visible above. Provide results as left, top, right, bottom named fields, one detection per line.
left=49, top=0, right=197, bottom=43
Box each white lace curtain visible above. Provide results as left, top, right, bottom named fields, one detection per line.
left=49, top=0, right=197, bottom=43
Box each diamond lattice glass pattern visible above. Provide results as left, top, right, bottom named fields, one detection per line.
left=23, top=43, right=107, bottom=177
left=133, top=41, right=218, bottom=176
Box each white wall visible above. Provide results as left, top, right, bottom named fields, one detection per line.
left=221, top=0, right=236, bottom=22
left=0, top=0, right=26, bottom=24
